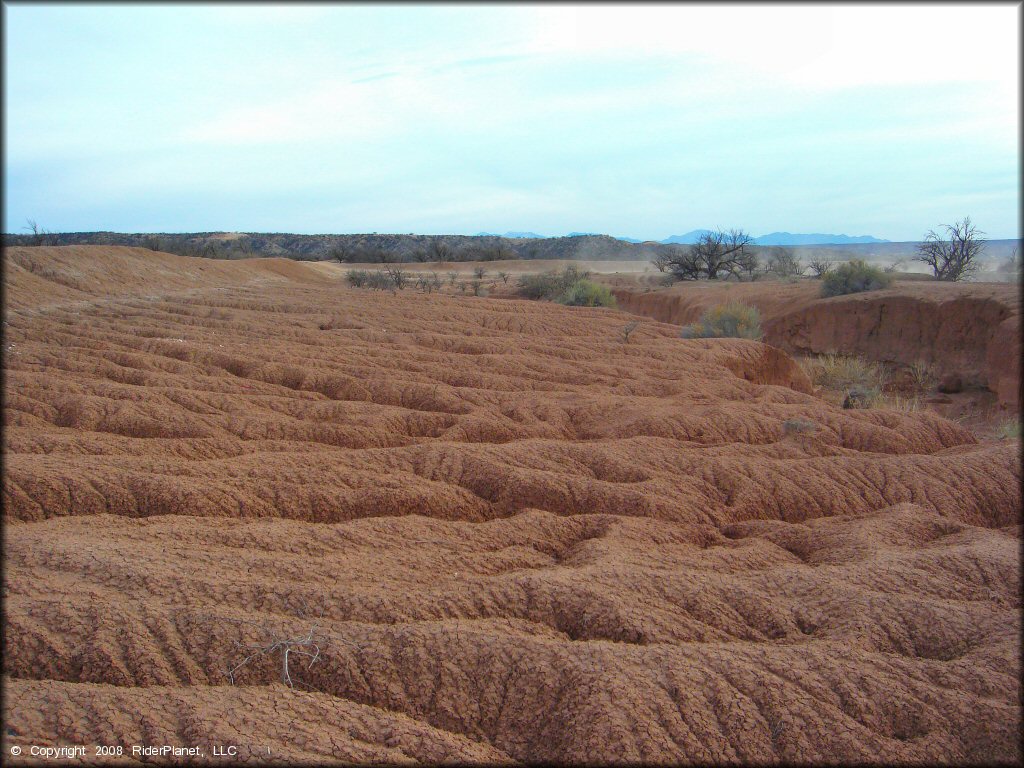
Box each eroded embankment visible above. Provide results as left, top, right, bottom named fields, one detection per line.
left=610, top=279, right=1021, bottom=409
left=3, top=246, right=1021, bottom=765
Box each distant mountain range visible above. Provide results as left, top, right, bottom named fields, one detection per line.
left=477, top=229, right=890, bottom=245
left=475, top=231, right=547, bottom=239
left=659, top=230, right=890, bottom=246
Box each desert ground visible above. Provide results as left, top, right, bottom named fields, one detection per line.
left=3, top=246, right=1021, bottom=765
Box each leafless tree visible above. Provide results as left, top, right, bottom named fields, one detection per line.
left=736, top=247, right=760, bottom=279
left=666, top=229, right=753, bottom=280
left=473, top=266, right=487, bottom=280
left=651, top=251, right=672, bottom=273
left=384, top=266, right=408, bottom=290
left=914, top=217, right=986, bottom=281
left=621, top=321, right=639, bottom=343
left=763, top=247, right=803, bottom=277
left=23, top=219, right=54, bottom=246
left=807, top=257, right=835, bottom=277
left=428, top=239, right=454, bottom=262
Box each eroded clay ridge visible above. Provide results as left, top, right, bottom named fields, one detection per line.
left=3, top=247, right=1021, bottom=764
left=610, top=278, right=1021, bottom=409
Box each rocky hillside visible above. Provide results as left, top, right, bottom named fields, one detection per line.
left=2, top=231, right=662, bottom=262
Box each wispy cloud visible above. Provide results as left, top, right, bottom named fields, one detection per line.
left=4, top=4, right=1019, bottom=239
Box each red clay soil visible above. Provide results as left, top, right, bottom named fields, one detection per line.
left=3, top=247, right=1021, bottom=765
left=608, top=278, right=1021, bottom=410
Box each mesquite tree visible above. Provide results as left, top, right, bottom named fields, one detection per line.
left=667, top=229, right=754, bottom=280
left=914, top=217, right=985, bottom=281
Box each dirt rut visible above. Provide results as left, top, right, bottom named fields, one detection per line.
left=3, top=247, right=1021, bottom=764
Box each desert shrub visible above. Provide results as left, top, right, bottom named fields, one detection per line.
left=800, top=353, right=886, bottom=408
left=800, top=353, right=886, bottom=391
left=556, top=279, right=616, bottom=308
left=621, top=321, right=639, bottom=343
left=842, top=385, right=881, bottom=409
left=345, top=269, right=369, bottom=288
left=782, top=418, right=817, bottom=436
left=996, top=418, right=1021, bottom=441
left=821, top=259, right=892, bottom=297
left=516, top=266, right=590, bottom=301
left=384, top=266, right=408, bottom=290
left=367, top=271, right=392, bottom=290
left=472, top=266, right=488, bottom=280
left=880, top=393, right=922, bottom=412
left=470, top=280, right=486, bottom=297
left=906, top=360, right=936, bottom=392
left=680, top=301, right=762, bottom=340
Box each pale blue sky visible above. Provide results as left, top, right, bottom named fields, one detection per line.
left=3, top=3, right=1020, bottom=240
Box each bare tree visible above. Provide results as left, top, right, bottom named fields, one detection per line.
left=384, top=266, right=408, bottom=290
left=23, top=219, right=54, bottom=246
left=763, top=247, right=803, bottom=277
left=666, top=229, right=754, bottom=281
left=807, top=257, right=835, bottom=278
left=428, top=239, right=454, bottom=262
left=651, top=251, right=672, bottom=273
left=914, top=217, right=986, bottom=281
left=736, top=247, right=760, bottom=280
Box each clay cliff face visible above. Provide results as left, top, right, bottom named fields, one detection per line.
left=3, top=247, right=1021, bottom=764
left=611, top=280, right=1020, bottom=410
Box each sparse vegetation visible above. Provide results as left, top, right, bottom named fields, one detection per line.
left=473, top=266, right=488, bottom=280
left=498, top=271, right=510, bottom=284
left=515, top=266, right=614, bottom=307
left=915, top=217, right=985, bottom=281
left=996, top=418, right=1021, bottom=440
left=821, top=259, right=892, bottom=297
left=680, top=301, right=763, bottom=340
left=516, top=266, right=591, bottom=300
left=782, top=418, right=817, bottom=436
left=621, top=321, right=639, bottom=343
left=807, top=258, right=835, bottom=278
left=907, top=360, right=936, bottom=393
left=879, top=393, right=922, bottom=412
left=762, top=247, right=803, bottom=278
left=345, top=269, right=369, bottom=288
left=23, top=219, right=55, bottom=246
left=664, top=229, right=756, bottom=281
left=384, top=266, right=409, bottom=290
left=800, top=353, right=886, bottom=408
left=557, top=279, right=616, bottom=308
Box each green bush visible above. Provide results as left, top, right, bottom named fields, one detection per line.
left=557, top=279, right=616, bottom=308
left=680, top=301, right=763, bottom=340
left=821, top=259, right=892, bottom=297
left=516, top=266, right=590, bottom=301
